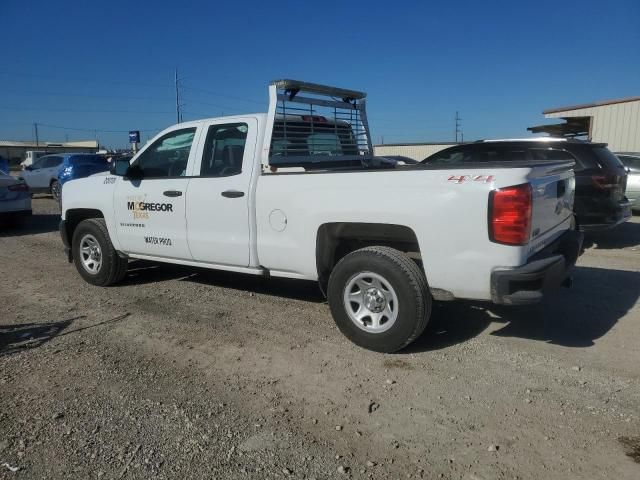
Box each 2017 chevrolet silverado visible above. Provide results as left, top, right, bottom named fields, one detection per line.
left=59, top=80, right=582, bottom=352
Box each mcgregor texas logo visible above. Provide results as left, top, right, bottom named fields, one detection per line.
left=126, top=196, right=173, bottom=219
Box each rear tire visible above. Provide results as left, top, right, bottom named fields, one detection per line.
left=51, top=180, right=61, bottom=201
left=327, top=246, right=431, bottom=353
left=72, top=218, right=128, bottom=286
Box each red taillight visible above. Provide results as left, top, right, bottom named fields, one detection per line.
left=591, top=174, right=617, bottom=190
left=489, top=184, right=532, bottom=246
left=8, top=183, right=29, bottom=192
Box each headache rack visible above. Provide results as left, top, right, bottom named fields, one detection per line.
left=263, top=79, right=373, bottom=170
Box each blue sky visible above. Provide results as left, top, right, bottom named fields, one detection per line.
left=1, top=0, right=638, bottom=148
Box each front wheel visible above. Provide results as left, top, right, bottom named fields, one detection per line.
left=72, top=218, right=128, bottom=286
left=327, top=246, right=431, bottom=353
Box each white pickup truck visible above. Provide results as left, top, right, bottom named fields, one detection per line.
left=60, top=79, right=583, bottom=352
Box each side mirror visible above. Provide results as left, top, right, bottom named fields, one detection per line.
left=124, top=164, right=144, bottom=181
left=111, top=158, right=132, bottom=177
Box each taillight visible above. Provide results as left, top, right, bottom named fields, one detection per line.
left=8, top=183, right=29, bottom=192
left=489, top=183, right=532, bottom=246
left=591, top=174, right=617, bottom=190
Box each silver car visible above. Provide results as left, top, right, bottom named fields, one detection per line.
left=0, top=172, right=32, bottom=223
left=616, top=153, right=640, bottom=213
left=19, top=154, right=64, bottom=200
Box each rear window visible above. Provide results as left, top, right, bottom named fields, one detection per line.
left=529, top=148, right=576, bottom=162
left=592, top=146, right=624, bottom=169
left=270, top=121, right=360, bottom=167
left=70, top=155, right=108, bottom=167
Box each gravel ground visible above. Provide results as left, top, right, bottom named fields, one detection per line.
left=1, top=197, right=639, bottom=479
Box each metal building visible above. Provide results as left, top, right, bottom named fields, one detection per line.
left=373, top=142, right=457, bottom=161
left=0, top=140, right=99, bottom=168
left=529, top=96, right=640, bottom=152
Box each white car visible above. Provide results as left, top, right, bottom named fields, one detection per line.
left=59, top=79, right=583, bottom=352
left=19, top=154, right=64, bottom=199
left=0, top=173, right=32, bottom=223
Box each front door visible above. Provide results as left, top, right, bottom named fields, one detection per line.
left=186, top=119, right=257, bottom=266
left=113, top=126, right=201, bottom=259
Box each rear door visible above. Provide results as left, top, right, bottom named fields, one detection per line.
left=41, top=155, right=63, bottom=186
left=565, top=144, right=630, bottom=224
left=186, top=118, right=257, bottom=267
left=23, top=156, right=56, bottom=189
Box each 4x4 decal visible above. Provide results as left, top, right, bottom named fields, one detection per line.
left=447, top=174, right=495, bottom=184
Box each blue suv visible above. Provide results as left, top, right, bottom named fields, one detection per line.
left=57, top=154, right=110, bottom=199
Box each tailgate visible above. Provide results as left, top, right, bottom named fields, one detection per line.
left=528, top=161, right=575, bottom=256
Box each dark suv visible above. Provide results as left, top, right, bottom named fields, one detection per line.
left=423, top=139, right=631, bottom=231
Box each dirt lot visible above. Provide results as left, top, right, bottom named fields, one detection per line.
left=1, top=197, right=639, bottom=479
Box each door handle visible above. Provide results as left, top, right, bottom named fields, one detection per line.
left=163, top=190, right=183, bottom=197
left=221, top=190, right=245, bottom=198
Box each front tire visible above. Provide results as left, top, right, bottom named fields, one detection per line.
left=72, top=218, right=128, bottom=286
left=327, top=246, right=431, bottom=353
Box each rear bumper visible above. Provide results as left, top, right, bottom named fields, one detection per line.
left=578, top=199, right=632, bottom=231
left=491, top=229, right=583, bottom=305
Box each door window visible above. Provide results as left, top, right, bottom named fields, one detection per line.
left=31, top=157, right=48, bottom=169
left=43, top=156, right=62, bottom=168
left=199, top=123, right=247, bottom=177
left=134, top=128, right=196, bottom=178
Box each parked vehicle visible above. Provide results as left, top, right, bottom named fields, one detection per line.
left=19, top=154, right=64, bottom=199
left=20, top=153, right=109, bottom=201
left=616, top=152, right=640, bottom=213
left=21, top=150, right=47, bottom=169
left=58, top=154, right=110, bottom=192
left=0, top=173, right=31, bottom=224
left=59, top=79, right=582, bottom=352
left=423, top=139, right=631, bottom=231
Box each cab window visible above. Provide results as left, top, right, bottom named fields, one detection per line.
left=134, top=128, right=196, bottom=178
left=199, top=123, right=247, bottom=177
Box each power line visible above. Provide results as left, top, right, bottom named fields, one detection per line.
left=36, top=123, right=164, bottom=133
left=181, top=85, right=263, bottom=105
left=4, top=89, right=172, bottom=102
left=0, top=71, right=174, bottom=90
left=0, top=106, right=173, bottom=114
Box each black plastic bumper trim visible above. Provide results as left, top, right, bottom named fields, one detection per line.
left=491, top=229, right=583, bottom=305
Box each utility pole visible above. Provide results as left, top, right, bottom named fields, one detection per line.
left=175, top=68, right=182, bottom=123
left=34, top=122, right=39, bottom=147
left=455, top=111, right=462, bottom=143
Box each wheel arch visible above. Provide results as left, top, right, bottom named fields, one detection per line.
left=63, top=208, right=105, bottom=259
left=316, top=222, right=423, bottom=294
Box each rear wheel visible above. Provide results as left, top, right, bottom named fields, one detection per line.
left=327, top=246, right=431, bottom=353
left=51, top=180, right=61, bottom=201
left=72, top=218, right=128, bottom=286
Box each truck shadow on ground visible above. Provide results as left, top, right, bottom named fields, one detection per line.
left=0, top=314, right=130, bottom=357
left=406, top=265, right=640, bottom=353
left=582, top=219, right=640, bottom=250
left=0, top=213, right=60, bottom=237
left=120, top=260, right=326, bottom=303
left=0, top=319, right=74, bottom=357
